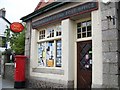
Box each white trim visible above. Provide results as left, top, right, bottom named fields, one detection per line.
left=76, top=17, right=91, bottom=23
left=54, top=40, right=56, bottom=67
left=76, top=37, right=92, bottom=42
left=36, top=24, right=62, bottom=69
left=35, top=66, right=63, bottom=70
left=37, top=36, right=61, bottom=43
left=74, top=42, right=77, bottom=88
left=74, top=17, right=92, bottom=88
left=92, top=3, right=103, bottom=87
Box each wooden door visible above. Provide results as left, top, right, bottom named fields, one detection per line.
left=77, top=41, right=92, bottom=89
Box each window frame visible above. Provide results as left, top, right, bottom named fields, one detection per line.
left=77, top=20, right=92, bottom=39
left=37, top=24, right=62, bottom=68
left=76, top=18, right=92, bottom=42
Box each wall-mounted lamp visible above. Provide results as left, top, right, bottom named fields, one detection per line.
left=106, top=15, right=115, bottom=25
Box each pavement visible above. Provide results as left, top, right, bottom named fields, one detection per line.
left=0, top=76, right=14, bottom=90
left=0, top=77, right=35, bottom=90
left=2, top=79, right=14, bottom=89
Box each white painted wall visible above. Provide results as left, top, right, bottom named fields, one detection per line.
left=0, top=17, right=10, bottom=52
left=29, top=1, right=103, bottom=88
left=92, top=3, right=103, bottom=87
left=30, top=29, right=38, bottom=72
left=30, top=19, right=76, bottom=82
left=62, top=19, right=76, bottom=81
left=30, top=27, right=67, bottom=81
left=0, top=18, right=9, bottom=37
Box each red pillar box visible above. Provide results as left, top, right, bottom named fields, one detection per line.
left=14, top=55, right=26, bottom=88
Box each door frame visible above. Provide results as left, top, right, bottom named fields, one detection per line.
left=74, top=17, right=92, bottom=88
left=77, top=40, right=92, bottom=88
left=74, top=38, right=92, bottom=88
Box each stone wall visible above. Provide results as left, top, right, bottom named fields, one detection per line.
left=101, top=2, right=120, bottom=88
left=24, top=2, right=120, bottom=89
left=4, top=63, right=14, bottom=81
left=118, top=1, right=120, bottom=88
left=25, top=21, right=31, bottom=82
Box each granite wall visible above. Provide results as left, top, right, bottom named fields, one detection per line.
left=101, top=2, right=120, bottom=88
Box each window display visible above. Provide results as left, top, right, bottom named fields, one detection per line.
left=37, top=24, right=62, bottom=68
left=38, top=42, right=46, bottom=66
left=56, top=40, right=62, bottom=67
left=46, top=41, right=54, bottom=67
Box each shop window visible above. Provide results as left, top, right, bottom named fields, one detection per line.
left=37, top=24, right=62, bottom=68
left=39, top=30, right=45, bottom=40
left=38, top=40, right=62, bottom=67
left=77, top=20, right=91, bottom=39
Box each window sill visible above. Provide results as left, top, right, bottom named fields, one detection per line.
left=32, top=67, right=64, bottom=75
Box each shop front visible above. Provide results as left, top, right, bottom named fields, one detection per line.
left=21, top=1, right=120, bottom=88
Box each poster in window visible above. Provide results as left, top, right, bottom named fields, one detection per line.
left=56, top=40, right=62, bottom=67
left=38, top=43, right=45, bottom=66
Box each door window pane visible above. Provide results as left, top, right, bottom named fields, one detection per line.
left=79, top=43, right=92, bottom=71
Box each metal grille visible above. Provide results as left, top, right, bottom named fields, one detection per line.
left=79, top=43, right=92, bottom=71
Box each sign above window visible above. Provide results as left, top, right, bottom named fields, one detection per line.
left=32, top=2, right=98, bottom=29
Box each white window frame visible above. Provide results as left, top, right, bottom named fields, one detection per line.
left=37, top=24, right=62, bottom=68
left=76, top=18, right=92, bottom=42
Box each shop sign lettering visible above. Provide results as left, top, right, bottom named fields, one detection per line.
left=32, top=2, right=98, bottom=28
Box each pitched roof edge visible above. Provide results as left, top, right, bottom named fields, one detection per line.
left=34, top=1, right=42, bottom=11
left=21, top=2, right=70, bottom=22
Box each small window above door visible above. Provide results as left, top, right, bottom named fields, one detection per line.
left=77, top=20, right=91, bottom=39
